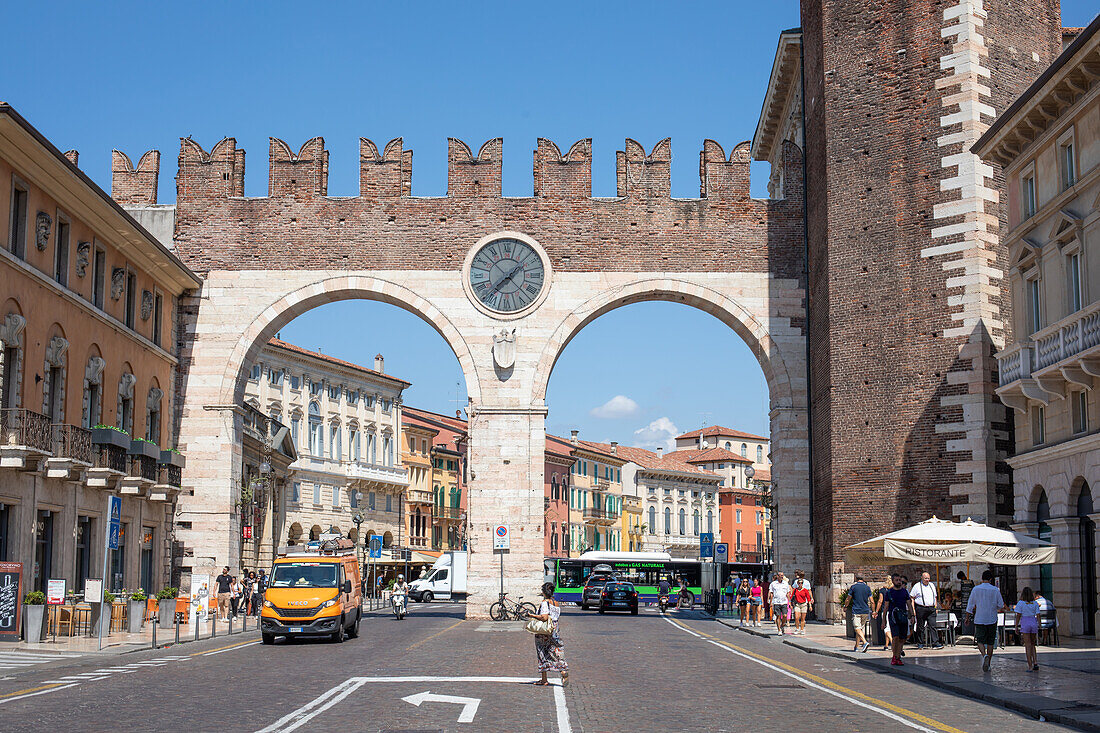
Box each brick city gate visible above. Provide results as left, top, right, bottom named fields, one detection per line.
left=138, top=135, right=808, bottom=612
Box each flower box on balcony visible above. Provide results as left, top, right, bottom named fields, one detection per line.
left=159, top=449, right=186, bottom=468
left=91, top=426, right=131, bottom=450
left=129, top=438, right=160, bottom=460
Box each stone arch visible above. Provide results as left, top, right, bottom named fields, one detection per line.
left=1070, top=475, right=1092, bottom=515
left=0, top=304, right=27, bottom=412
left=532, top=278, right=796, bottom=408
left=382, top=530, right=394, bottom=548
left=41, top=324, right=69, bottom=423
left=309, top=524, right=322, bottom=541
left=1025, top=484, right=1049, bottom=520
left=81, top=345, right=106, bottom=428
left=216, top=274, right=480, bottom=407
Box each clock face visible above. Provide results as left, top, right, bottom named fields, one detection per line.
left=467, top=238, right=546, bottom=314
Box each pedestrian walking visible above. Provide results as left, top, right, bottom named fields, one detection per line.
left=768, top=571, right=792, bottom=635
left=750, top=578, right=763, bottom=626
left=910, top=572, right=942, bottom=649
left=724, top=575, right=737, bottom=614
left=531, top=581, right=569, bottom=687
left=215, top=566, right=232, bottom=620
left=1015, top=587, right=1040, bottom=672
left=965, top=569, right=1006, bottom=673
left=736, top=576, right=752, bottom=625
left=254, top=569, right=267, bottom=616
left=791, top=570, right=813, bottom=635
left=873, top=579, right=893, bottom=651
left=881, top=573, right=915, bottom=666
left=229, top=576, right=242, bottom=618
left=243, top=571, right=256, bottom=615
left=844, top=574, right=873, bottom=653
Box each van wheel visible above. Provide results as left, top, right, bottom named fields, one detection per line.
left=331, top=616, right=345, bottom=643
left=347, top=614, right=360, bottom=639
left=261, top=633, right=275, bottom=645
left=580, top=602, right=587, bottom=610
left=422, top=591, right=433, bottom=603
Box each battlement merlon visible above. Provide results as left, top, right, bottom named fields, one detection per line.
left=170, top=136, right=801, bottom=203
left=112, top=149, right=160, bottom=205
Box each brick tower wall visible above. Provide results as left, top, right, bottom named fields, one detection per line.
left=801, top=0, right=1062, bottom=582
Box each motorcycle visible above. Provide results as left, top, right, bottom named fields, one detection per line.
left=658, top=593, right=670, bottom=612
left=392, top=593, right=407, bottom=620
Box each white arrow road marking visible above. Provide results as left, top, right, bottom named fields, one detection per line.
left=402, top=690, right=481, bottom=723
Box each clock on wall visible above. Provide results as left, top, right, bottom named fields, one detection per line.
left=462, top=232, right=551, bottom=318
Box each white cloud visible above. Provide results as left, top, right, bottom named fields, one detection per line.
left=589, top=395, right=640, bottom=419
left=632, top=417, right=680, bottom=452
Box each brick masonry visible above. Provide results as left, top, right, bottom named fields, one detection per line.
left=147, top=138, right=811, bottom=614
left=800, top=0, right=1061, bottom=593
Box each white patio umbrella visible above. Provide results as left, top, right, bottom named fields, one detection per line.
left=844, top=516, right=1057, bottom=566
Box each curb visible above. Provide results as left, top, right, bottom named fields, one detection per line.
left=711, top=616, right=1099, bottom=731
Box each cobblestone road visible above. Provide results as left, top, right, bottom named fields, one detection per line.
left=0, top=602, right=1080, bottom=732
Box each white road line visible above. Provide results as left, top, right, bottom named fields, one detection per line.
left=553, top=684, right=572, bottom=733
left=0, top=683, right=79, bottom=705
left=255, top=678, right=368, bottom=733
left=663, top=617, right=938, bottom=733
left=202, top=641, right=260, bottom=656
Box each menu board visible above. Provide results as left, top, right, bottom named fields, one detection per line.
left=47, top=579, right=66, bottom=605
left=0, top=562, right=23, bottom=642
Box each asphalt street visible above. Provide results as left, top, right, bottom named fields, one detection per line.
left=0, top=602, right=1079, bottom=732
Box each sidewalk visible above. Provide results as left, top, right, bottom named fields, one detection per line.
left=713, top=613, right=1100, bottom=731
left=5, top=614, right=260, bottom=656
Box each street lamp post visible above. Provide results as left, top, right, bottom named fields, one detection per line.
left=352, top=510, right=364, bottom=569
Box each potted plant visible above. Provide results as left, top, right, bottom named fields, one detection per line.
left=156, top=587, right=178, bottom=629
left=159, top=448, right=186, bottom=468
left=90, top=424, right=130, bottom=449
left=22, top=591, right=46, bottom=643
left=129, top=437, right=160, bottom=460
left=91, top=590, right=115, bottom=637
left=127, top=589, right=147, bottom=633
left=838, top=588, right=855, bottom=639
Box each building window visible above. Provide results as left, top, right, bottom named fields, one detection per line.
left=367, top=432, right=377, bottom=463
left=724, top=441, right=731, bottom=450
left=145, top=387, right=162, bottom=444
left=8, top=180, right=29, bottom=258
left=308, top=401, right=322, bottom=456
left=383, top=436, right=393, bottom=466
left=350, top=429, right=360, bottom=461
left=707, top=510, right=713, bottom=534
left=368, top=492, right=376, bottom=510
left=693, top=510, right=700, bottom=536
left=74, top=516, right=92, bottom=589
left=678, top=508, right=686, bottom=536
left=291, top=482, right=300, bottom=504
left=385, top=494, right=392, bottom=512
left=82, top=358, right=103, bottom=428
left=1031, top=405, right=1045, bottom=446
left=736, top=509, right=742, bottom=523
left=756, top=445, right=763, bottom=463
left=736, top=530, right=742, bottom=551
left=310, top=380, right=323, bottom=396
left=268, top=368, right=283, bottom=386
left=290, top=416, right=300, bottom=446
left=649, top=505, right=656, bottom=534
left=249, top=364, right=261, bottom=381
left=124, top=270, right=137, bottom=329
left=117, top=374, right=135, bottom=434
left=740, top=443, right=747, bottom=458
left=735, top=495, right=743, bottom=505
left=365, top=394, right=374, bottom=408
left=664, top=507, right=671, bottom=534
left=330, top=425, right=341, bottom=460
left=347, top=390, right=358, bottom=405
left=332, top=484, right=340, bottom=509
left=1026, top=276, right=1042, bottom=334
left=757, top=511, right=763, bottom=525
left=312, top=483, right=321, bottom=505
left=92, top=246, right=106, bottom=309
left=382, top=399, right=391, bottom=412
left=1072, top=391, right=1088, bottom=435
left=54, top=217, right=69, bottom=287
left=152, top=293, right=163, bottom=346
left=290, top=375, right=300, bottom=390
left=328, top=385, right=341, bottom=401
left=1060, top=139, right=1076, bottom=190
left=1068, top=252, right=1082, bottom=313
left=1023, top=174, right=1037, bottom=219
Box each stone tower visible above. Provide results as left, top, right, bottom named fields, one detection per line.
left=799, top=0, right=1064, bottom=582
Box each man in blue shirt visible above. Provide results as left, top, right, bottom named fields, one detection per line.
left=844, top=574, right=874, bottom=653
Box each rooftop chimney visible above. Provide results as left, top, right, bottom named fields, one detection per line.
left=656, top=447, right=663, bottom=457
left=610, top=441, right=618, bottom=455
left=570, top=430, right=579, bottom=445
left=375, top=354, right=384, bottom=372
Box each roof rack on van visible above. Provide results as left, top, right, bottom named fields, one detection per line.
left=277, top=537, right=356, bottom=557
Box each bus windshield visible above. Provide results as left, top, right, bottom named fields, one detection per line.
left=270, top=562, right=340, bottom=588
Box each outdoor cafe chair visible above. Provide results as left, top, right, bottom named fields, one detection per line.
left=932, top=611, right=956, bottom=646
left=1038, top=609, right=1059, bottom=646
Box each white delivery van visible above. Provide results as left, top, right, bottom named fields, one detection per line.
left=409, top=551, right=468, bottom=602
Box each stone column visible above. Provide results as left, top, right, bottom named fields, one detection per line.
left=465, top=406, right=545, bottom=618
left=1044, top=517, right=1082, bottom=635
left=1011, top=521, right=1041, bottom=595
left=1090, top=512, right=1100, bottom=637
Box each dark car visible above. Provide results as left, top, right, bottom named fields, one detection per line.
left=580, top=575, right=612, bottom=610
left=599, top=582, right=639, bottom=615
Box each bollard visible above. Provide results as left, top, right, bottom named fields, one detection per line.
left=175, top=614, right=180, bottom=645
left=152, top=615, right=157, bottom=649
left=228, top=613, right=233, bottom=635
left=212, top=612, right=216, bottom=639
left=194, top=614, right=200, bottom=642
left=243, top=612, right=247, bottom=633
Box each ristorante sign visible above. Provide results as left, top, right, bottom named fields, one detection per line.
left=882, top=539, right=1057, bottom=565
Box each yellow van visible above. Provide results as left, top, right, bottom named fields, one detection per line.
left=261, top=538, right=362, bottom=644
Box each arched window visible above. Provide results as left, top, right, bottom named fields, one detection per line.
left=145, top=385, right=162, bottom=443
left=679, top=508, right=686, bottom=536
left=693, top=510, right=700, bottom=536
left=740, top=443, right=747, bottom=458
left=117, top=371, right=136, bottom=434
left=82, top=354, right=105, bottom=428
left=707, top=510, right=714, bottom=534
left=649, top=506, right=656, bottom=534
left=42, top=334, right=68, bottom=423
left=724, top=441, right=731, bottom=450
left=0, top=312, right=26, bottom=411
left=757, top=445, right=763, bottom=463
left=664, top=507, right=671, bottom=535
left=308, top=401, right=322, bottom=456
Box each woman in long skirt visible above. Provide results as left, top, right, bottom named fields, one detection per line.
left=531, top=582, right=569, bottom=686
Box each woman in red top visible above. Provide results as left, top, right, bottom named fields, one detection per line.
left=750, top=578, right=764, bottom=626
left=791, top=569, right=814, bottom=635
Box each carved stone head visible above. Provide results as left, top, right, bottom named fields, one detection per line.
left=35, top=211, right=52, bottom=251
left=111, top=267, right=125, bottom=300
left=141, top=290, right=154, bottom=320
left=75, top=242, right=90, bottom=277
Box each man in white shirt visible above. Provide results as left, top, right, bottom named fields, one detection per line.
left=910, top=572, right=942, bottom=649
left=768, top=572, right=793, bottom=635
left=965, top=569, right=1006, bottom=672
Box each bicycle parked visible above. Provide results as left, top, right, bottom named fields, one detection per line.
left=489, top=592, right=537, bottom=621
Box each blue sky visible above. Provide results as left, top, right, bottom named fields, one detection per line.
left=4, top=1, right=1095, bottom=450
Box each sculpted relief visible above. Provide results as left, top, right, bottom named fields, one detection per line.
left=35, top=211, right=51, bottom=251
left=111, top=267, right=125, bottom=300
left=75, top=241, right=90, bottom=277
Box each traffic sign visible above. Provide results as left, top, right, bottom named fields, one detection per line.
left=107, top=496, right=122, bottom=550
left=700, top=532, right=714, bottom=559
left=108, top=521, right=121, bottom=551
left=714, top=543, right=729, bottom=562
left=242, top=525, right=253, bottom=539
left=493, top=524, right=510, bottom=550
left=369, top=534, right=383, bottom=559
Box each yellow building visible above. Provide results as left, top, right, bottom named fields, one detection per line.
left=565, top=433, right=626, bottom=553
left=401, top=422, right=437, bottom=549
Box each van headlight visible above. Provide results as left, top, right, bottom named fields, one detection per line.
left=263, top=600, right=274, bottom=608
left=322, top=599, right=338, bottom=608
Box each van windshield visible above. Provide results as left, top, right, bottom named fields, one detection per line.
left=270, top=562, right=339, bottom=588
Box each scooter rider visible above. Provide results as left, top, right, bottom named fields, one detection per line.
left=392, top=574, right=410, bottom=616
left=677, top=577, right=692, bottom=607
left=658, top=577, right=672, bottom=596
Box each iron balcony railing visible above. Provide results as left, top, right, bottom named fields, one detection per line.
left=1, top=408, right=53, bottom=453
left=160, top=464, right=183, bottom=488
left=434, top=506, right=461, bottom=520
left=51, top=424, right=92, bottom=464
left=131, top=455, right=159, bottom=482
left=95, top=444, right=128, bottom=473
